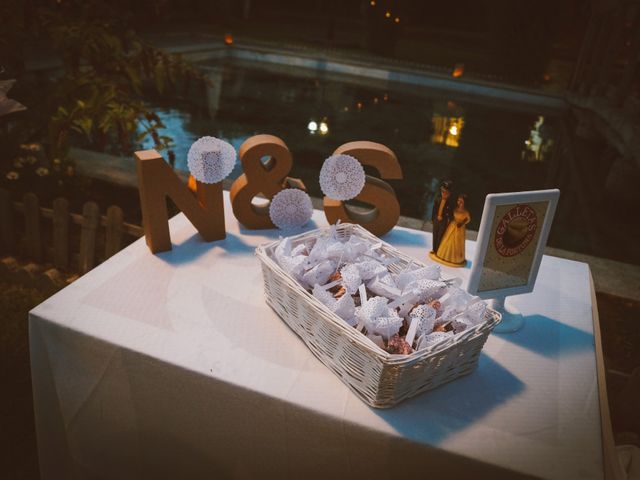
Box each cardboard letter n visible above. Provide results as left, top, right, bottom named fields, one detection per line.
left=135, top=150, right=225, bottom=253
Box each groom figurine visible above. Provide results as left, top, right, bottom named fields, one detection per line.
left=430, top=180, right=454, bottom=253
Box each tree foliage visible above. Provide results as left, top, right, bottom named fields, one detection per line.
left=0, top=0, right=209, bottom=165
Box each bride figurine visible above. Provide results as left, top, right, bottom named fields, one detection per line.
left=429, top=194, right=470, bottom=267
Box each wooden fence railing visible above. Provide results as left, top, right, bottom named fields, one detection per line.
left=0, top=188, right=143, bottom=290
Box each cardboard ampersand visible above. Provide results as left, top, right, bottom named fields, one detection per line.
left=230, top=135, right=305, bottom=229
left=323, top=141, right=403, bottom=236
left=135, top=150, right=225, bottom=253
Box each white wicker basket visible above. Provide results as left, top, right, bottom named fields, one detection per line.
left=255, top=223, right=501, bottom=408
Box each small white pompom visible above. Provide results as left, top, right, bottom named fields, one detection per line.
left=269, top=189, right=314, bottom=229
left=187, top=136, right=236, bottom=184
left=319, top=154, right=365, bottom=200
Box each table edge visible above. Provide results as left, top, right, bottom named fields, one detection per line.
left=590, top=270, right=624, bottom=480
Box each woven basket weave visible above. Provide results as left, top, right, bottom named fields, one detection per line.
left=255, top=223, right=501, bottom=408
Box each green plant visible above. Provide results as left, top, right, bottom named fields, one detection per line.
left=0, top=0, right=209, bottom=168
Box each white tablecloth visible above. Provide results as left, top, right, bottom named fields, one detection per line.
left=30, top=192, right=605, bottom=479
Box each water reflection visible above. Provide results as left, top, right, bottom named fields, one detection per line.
left=522, top=116, right=553, bottom=162
left=431, top=115, right=465, bottom=148
left=136, top=58, right=632, bottom=261
left=205, top=67, right=223, bottom=118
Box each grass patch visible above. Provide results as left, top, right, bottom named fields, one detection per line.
left=0, top=282, right=48, bottom=480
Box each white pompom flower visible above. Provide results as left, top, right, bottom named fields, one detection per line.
left=187, top=136, right=236, bottom=184
left=269, top=188, right=314, bottom=230
left=319, top=154, right=365, bottom=200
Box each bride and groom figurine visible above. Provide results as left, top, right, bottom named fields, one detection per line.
left=428, top=180, right=470, bottom=267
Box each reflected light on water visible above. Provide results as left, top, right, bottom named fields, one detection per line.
left=522, top=116, right=552, bottom=162
left=432, top=116, right=465, bottom=148
left=308, top=119, right=328, bottom=135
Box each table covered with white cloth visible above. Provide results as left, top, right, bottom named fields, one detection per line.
left=29, top=192, right=607, bottom=479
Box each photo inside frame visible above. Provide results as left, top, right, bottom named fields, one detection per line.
left=477, top=201, right=549, bottom=292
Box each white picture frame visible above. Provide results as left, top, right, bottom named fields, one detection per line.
left=467, top=189, right=560, bottom=299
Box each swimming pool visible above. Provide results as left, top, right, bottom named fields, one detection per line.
left=139, top=57, right=630, bottom=263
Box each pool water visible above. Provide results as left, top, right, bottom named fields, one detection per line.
left=139, top=58, right=631, bottom=263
